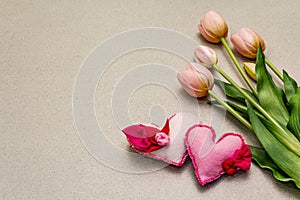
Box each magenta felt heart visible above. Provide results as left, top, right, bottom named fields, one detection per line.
left=122, top=112, right=199, bottom=166
left=185, top=124, right=251, bottom=185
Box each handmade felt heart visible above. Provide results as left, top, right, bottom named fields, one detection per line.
left=122, top=112, right=199, bottom=166
left=185, top=124, right=251, bottom=185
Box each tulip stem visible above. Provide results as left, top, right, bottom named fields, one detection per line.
left=213, top=63, right=300, bottom=156
left=208, top=90, right=253, bottom=131
left=213, top=63, right=281, bottom=126
left=220, top=37, right=258, bottom=97
left=265, top=58, right=284, bottom=81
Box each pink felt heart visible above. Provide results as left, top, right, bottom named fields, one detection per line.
left=122, top=112, right=199, bottom=166
left=185, top=124, right=251, bottom=185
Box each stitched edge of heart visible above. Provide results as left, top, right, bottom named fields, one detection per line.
left=123, top=112, right=199, bottom=166
left=134, top=150, right=189, bottom=166
left=130, top=113, right=192, bottom=166
left=185, top=124, right=247, bottom=185
left=143, top=113, right=190, bottom=166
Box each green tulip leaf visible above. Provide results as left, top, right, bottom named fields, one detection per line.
left=207, top=100, right=217, bottom=105
left=256, top=46, right=289, bottom=126
left=250, top=146, right=298, bottom=185
left=283, top=70, right=298, bottom=102
left=209, top=99, right=270, bottom=129
left=224, top=101, right=258, bottom=118
left=224, top=101, right=274, bottom=134
left=247, top=100, right=300, bottom=188
left=215, top=79, right=256, bottom=103
left=287, top=87, right=300, bottom=140
left=211, top=94, right=300, bottom=155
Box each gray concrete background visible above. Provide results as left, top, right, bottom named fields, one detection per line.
left=1, top=0, right=300, bottom=199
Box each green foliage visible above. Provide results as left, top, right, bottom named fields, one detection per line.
left=250, top=146, right=298, bottom=186
left=215, top=79, right=256, bottom=103
left=283, top=70, right=298, bottom=102
left=210, top=44, right=300, bottom=188
left=247, top=101, right=300, bottom=188
left=287, top=87, right=300, bottom=140
left=256, top=46, right=289, bottom=126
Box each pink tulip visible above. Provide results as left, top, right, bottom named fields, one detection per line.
left=194, top=45, right=218, bottom=68
left=230, top=28, right=266, bottom=59
left=198, top=10, right=228, bottom=43
left=177, top=63, right=214, bottom=97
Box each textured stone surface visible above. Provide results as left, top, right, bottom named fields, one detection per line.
left=1, top=0, right=300, bottom=199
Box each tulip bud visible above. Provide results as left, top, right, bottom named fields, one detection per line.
left=198, top=10, right=228, bottom=43
left=194, top=45, right=218, bottom=68
left=177, top=63, right=214, bottom=97
left=244, top=62, right=257, bottom=81
left=230, top=28, right=266, bottom=59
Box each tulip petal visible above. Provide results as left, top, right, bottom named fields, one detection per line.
left=194, top=45, right=217, bottom=68
left=230, top=28, right=266, bottom=59
left=231, top=33, right=256, bottom=59
left=201, top=10, right=228, bottom=42
left=198, top=24, right=220, bottom=43
left=244, top=62, right=257, bottom=81
left=177, top=63, right=214, bottom=98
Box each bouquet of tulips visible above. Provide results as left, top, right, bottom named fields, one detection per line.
left=177, top=11, right=300, bottom=188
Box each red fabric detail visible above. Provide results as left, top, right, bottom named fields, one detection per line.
left=145, top=145, right=162, bottom=153
left=222, top=144, right=252, bottom=175
left=122, top=124, right=160, bottom=152
left=222, top=159, right=237, bottom=175
left=160, top=119, right=170, bottom=134
left=148, top=134, right=158, bottom=145
left=155, top=132, right=170, bottom=146
left=123, top=119, right=171, bottom=154
left=145, top=119, right=171, bottom=153
left=231, top=144, right=252, bottom=171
